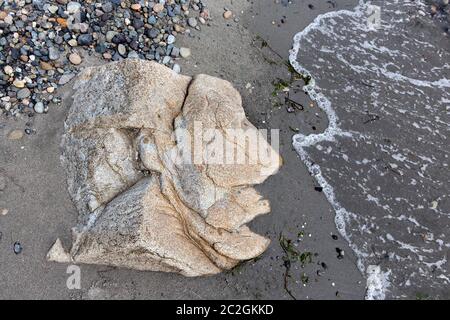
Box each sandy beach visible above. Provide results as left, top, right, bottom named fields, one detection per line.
left=0, top=0, right=366, bottom=299
left=1, top=0, right=448, bottom=300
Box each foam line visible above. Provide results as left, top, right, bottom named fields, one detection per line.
left=288, top=0, right=390, bottom=299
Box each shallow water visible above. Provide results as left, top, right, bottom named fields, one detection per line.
left=290, top=0, right=450, bottom=299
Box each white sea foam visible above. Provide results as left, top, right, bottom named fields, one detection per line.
left=289, top=0, right=382, bottom=297
left=289, top=0, right=450, bottom=299
left=365, top=265, right=391, bottom=300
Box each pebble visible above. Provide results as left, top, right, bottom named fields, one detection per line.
left=77, top=34, right=94, bottom=46
left=167, top=35, right=176, bottom=45
left=173, top=64, right=181, bottom=74
left=180, top=47, right=191, bottom=58
left=13, top=242, right=23, bottom=254
left=13, top=79, right=26, bottom=88
left=153, top=3, right=165, bottom=13
left=57, top=17, right=68, bottom=28
left=17, top=88, right=31, bottom=99
left=3, top=15, right=13, bottom=24
left=223, top=10, right=233, bottom=19
left=162, top=56, right=171, bottom=65
left=40, top=61, right=54, bottom=71
left=128, top=51, right=140, bottom=59
left=8, top=130, right=23, bottom=140
left=69, top=53, right=82, bottom=65
left=0, top=0, right=209, bottom=117
left=148, top=15, right=157, bottom=25
left=68, top=39, right=78, bottom=47
left=3, top=65, right=13, bottom=75
left=34, top=101, right=45, bottom=113
left=131, top=4, right=141, bottom=11
left=106, top=31, right=118, bottom=42
left=47, top=5, right=58, bottom=14
left=67, top=2, right=81, bottom=14
left=188, top=17, right=198, bottom=27
left=171, top=47, right=180, bottom=57
left=118, top=44, right=127, bottom=57
left=48, top=47, right=60, bottom=60
left=174, top=24, right=185, bottom=32
left=0, top=208, right=8, bottom=216
left=102, top=3, right=113, bottom=13
left=58, top=74, right=75, bottom=85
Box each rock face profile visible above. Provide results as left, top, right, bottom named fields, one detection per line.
left=48, top=60, right=281, bottom=276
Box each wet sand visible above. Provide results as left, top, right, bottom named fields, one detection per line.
left=0, top=0, right=365, bottom=299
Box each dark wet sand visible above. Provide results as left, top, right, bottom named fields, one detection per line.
left=0, top=0, right=365, bottom=299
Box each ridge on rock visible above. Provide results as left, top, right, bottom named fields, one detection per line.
left=48, top=59, right=281, bottom=276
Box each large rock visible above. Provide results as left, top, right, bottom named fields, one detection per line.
left=48, top=60, right=281, bottom=276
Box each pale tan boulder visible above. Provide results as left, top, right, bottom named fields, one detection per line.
left=65, top=59, right=191, bottom=133
left=48, top=60, right=281, bottom=276
left=62, top=128, right=143, bottom=215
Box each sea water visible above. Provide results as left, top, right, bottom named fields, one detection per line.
left=289, top=0, right=450, bottom=299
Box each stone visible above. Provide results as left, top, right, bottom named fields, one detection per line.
left=174, top=24, right=185, bottom=33
left=172, top=63, right=181, bottom=73
left=187, top=17, right=197, bottom=27
left=46, top=238, right=70, bottom=262
left=69, top=53, right=82, bottom=65
left=34, top=101, right=45, bottom=113
left=117, top=44, right=126, bottom=56
left=162, top=55, right=171, bottom=65
left=153, top=3, right=164, bottom=13
left=13, top=79, right=26, bottom=88
left=4, top=65, right=13, bottom=75
left=58, top=73, right=75, bottom=85
left=102, top=2, right=113, bottom=13
left=68, top=39, right=78, bottom=47
left=39, top=61, right=53, bottom=71
left=148, top=15, right=157, bottom=25
left=167, top=34, right=176, bottom=45
left=48, top=47, right=60, bottom=60
left=146, top=28, right=159, bottom=39
left=57, top=17, right=68, bottom=28
left=77, top=34, right=93, bottom=46
left=78, top=23, right=89, bottom=33
left=106, top=31, right=118, bottom=42
left=48, top=60, right=281, bottom=276
left=171, top=47, right=180, bottom=58
left=130, top=3, right=141, bottom=11
left=17, top=88, right=31, bottom=99
left=132, top=18, right=144, bottom=30
left=67, top=1, right=81, bottom=14
left=47, top=5, right=58, bottom=14
left=223, top=10, right=233, bottom=19
left=0, top=0, right=210, bottom=115
left=3, top=14, right=13, bottom=25
left=13, top=242, right=22, bottom=254
left=127, top=51, right=140, bottom=59
left=179, top=47, right=191, bottom=58
left=8, top=129, right=23, bottom=140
